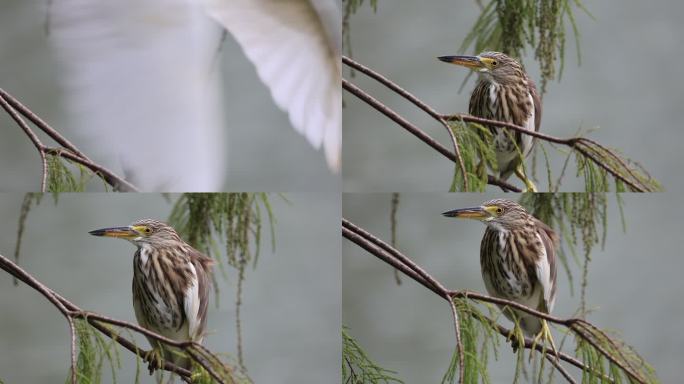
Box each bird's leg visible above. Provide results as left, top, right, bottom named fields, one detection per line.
left=143, top=347, right=164, bottom=375
left=529, top=319, right=558, bottom=363
left=514, top=164, right=537, bottom=192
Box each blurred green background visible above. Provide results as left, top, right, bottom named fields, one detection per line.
left=0, top=193, right=340, bottom=382
left=342, top=1, right=684, bottom=192
left=343, top=193, right=683, bottom=382
left=0, top=0, right=338, bottom=192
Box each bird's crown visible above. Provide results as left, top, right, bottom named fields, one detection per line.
left=128, top=219, right=181, bottom=243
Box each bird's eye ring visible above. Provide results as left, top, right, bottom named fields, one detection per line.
left=143, top=227, right=152, bottom=234
left=495, top=207, right=504, bottom=214
left=491, top=60, right=497, bottom=66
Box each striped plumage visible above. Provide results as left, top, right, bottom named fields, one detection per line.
left=439, top=52, right=541, bottom=191
left=90, top=218, right=214, bottom=370
left=443, top=199, right=558, bottom=336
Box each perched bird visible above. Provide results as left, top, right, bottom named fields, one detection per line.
left=439, top=52, right=541, bottom=192
left=51, top=0, right=341, bottom=191
left=89, top=219, right=214, bottom=372
left=443, top=199, right=557, bottom=352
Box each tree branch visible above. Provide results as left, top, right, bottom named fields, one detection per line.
left=343, top=56, right=469, bottom=191
left=342, top=218, right=653, bottom=384
left=0, top=88, right=139, bottom=192
left=0, top=253, right=245, bottom=383
left=342, top=56, right=658, bottom=192
left=341, top=78, right=520, bottom=192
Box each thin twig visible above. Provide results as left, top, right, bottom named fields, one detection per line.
left=0, top=88, right=138, bottom=192
left=390, top=193, right=402, bottom=285
left=341, top=79, right=520, bottom=192
left=546, top=354, right=578, bottom=384
left=343, top=56, right=469, bottom=190
left=67, top=316, right=77, bottom=384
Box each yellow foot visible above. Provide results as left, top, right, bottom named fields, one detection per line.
left=143, top=348, right=164, bottom=375
left=529, top=320, right=558, bottom=363
left=514, top=165, right=537, bottom=192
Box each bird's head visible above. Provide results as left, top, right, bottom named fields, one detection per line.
left=89, top=218, right=182, bottom=247
left=438, top=51, right=525, bottom=85
left=442, top=198, right=530, bottom=231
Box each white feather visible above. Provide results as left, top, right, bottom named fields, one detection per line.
left=51, top=0, right=226, bottom=191
left=202, top=0, right=342, bottom=171
left=50, top=0, right=340, bottom=192
left=534, top=233, right=554, bottom=312
left=183, top=262, right=202, bottom=342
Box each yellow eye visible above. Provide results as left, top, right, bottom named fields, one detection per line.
left=143, top=227, right=152, bottom=234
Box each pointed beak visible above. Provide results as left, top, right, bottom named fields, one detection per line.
left=88, top=226, right=137, bottom=239
left=442, top=206, right=490, bottom=220
left=437, top=55, right=484, bottom=70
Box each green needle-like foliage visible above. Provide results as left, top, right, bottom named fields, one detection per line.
left=169, top=192, right=275, bottom=270
left=442, top=299, right=500, bottom=384
left=574, top=325, right=658, bottom=384
left=449, top=121, right=498, bottom=192
left=343, top=0, right=378, bottom=59
left=342, top=327, right=404, bottom=384
left=46, top=155, right=95, bottom=192
left=441, top=296, right=660, bottom=383
left=461, top=0, right=590, bottom=93
left=447, top=119, right=662, bottom=192
left=68, top=320, right=122, bottom=384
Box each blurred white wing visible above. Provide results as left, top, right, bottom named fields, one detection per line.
left=51, top=0, right=226, bottom=191
left=203, top=0, right=342, bottom=171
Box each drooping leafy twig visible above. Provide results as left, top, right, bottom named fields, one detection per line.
left=0, top=87, right=138, bottom=192
left=342, top=326, right=404, bottom=384
left=342, top=0, right=379, bottom=63
left=461, top=0, right=591, bottom=93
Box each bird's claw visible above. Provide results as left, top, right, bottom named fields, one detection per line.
left=514, top=165, right=537, bottom=192
left=510, top=337, right=520, bottom=352
left=143, top=349, right=164, bottom=375
left=529, top=320, right=558, bottom=363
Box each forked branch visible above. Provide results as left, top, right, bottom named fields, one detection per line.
left=0, top=88, right=138, bottom=192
